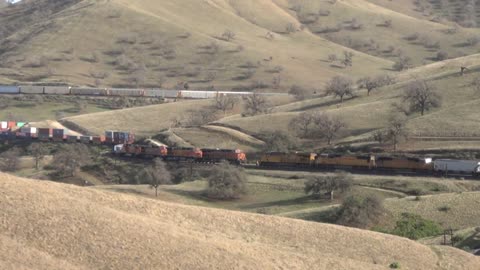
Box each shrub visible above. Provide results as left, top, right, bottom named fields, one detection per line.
left=438, top=205, right=451, bottom=212
left=337, top=194, right=384, bottom=228
left=206, top=161, right=247, bottom=200
left=391, top=213, right=443, bottom=240
left=389, top=262, right=401, bottom=269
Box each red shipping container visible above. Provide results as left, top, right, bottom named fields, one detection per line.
left=7, top=121, right=16, bottom=129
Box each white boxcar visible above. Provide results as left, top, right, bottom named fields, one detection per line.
left=44, top=86, right=71, bottom=95
left=180, top=90, right=217, bottom=99
left=19, top=85, right=44, bottom=94
left=0, top=85, right=20, bottom=94
left=433, top=159, right=480, bottom=174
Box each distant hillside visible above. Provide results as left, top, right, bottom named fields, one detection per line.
left=2, top=0, right=478, bottom=91
left=1, top=172, right=479, bottom=269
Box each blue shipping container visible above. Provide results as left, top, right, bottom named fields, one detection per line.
left=0, top=85, right=20, bottom=94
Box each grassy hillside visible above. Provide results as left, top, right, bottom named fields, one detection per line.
left=2, top=172, right=480, bottom=269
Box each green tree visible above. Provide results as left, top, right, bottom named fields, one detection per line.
left=261, top=130, right=297, bottom=152
left=391, top=213, right=443, bottom=240
left=53, top=144, right=92, bottom=177
left=207, top=161, right=247, bottom=200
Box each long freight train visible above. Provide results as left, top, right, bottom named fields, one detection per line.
left=0, top=85, right=284, bottom=99
left=1, top=120, right=479, bottom=177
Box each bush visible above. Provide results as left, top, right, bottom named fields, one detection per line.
left=389, top=262, right=401, bottom=269
left=391, top=213, right=443, bottom=240
left=206, top=161, right=247, bottom=200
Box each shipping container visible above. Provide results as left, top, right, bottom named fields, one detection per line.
left=44, top=86, right=71, bottom=95
left=0, top=85, right=20, bottom=94
left=16, top=122, right=25, bottom=127
left=7, top=122, right=16, bottom=129
left=52, top=129, right=64, bottom=141
left=38, top=128, right=52, bottom=141
left=19, top=85, right=44, bottom=94
left=434, top=159, right=480, bottom=175
left=70, top=87, right=108, bottom=96
left=80, top=136, right=92, bottom=143
left=66, top=135, right=79, bottom=143
left=92, top=136, right=106, bottom=144
left=1, top=122, right=7, bottom=129
left=105, top=131, right=114, bottom=138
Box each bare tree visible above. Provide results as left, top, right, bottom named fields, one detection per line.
left=221, top=29, right=236, bottom=41
left=290, top=111, right=315, bottom=138
left=214, top=95, right=237, bottom=115
left=184, top=106, right=219, bottom=127
left=261, top=130, right=297, bottom=152
left=393, top=54, right=412, bottom=71
left=137, top=158, right=171, bottom=197
left=304, top=171, right=353, bottom=201
left=28, top=143, right=48, bottom=170
left=289, top=85, right=310, bottom=100
left=325, top=76, right=354, bottom=103
left=0, top=147, right=21, bottom=172
left=53, top=144, right=92, bottom=177
left=313, top=112, right=346, bottom=145
left=403, top=80, right=441, bottom=115
left=357, top=74, right=395, bottom=96
left=328, top=54, right=338, bottom=63
left=342, top=51, right=354, bottom=67
left=471, top=77, right=480, bottom=92
left=386, top=114, right=407, bottom=151
left=372, top=130, right=387, bottom=145
left=243, top=92, right=269, bottom=116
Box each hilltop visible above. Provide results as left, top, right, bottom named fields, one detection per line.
left=1, top=0, right=479, bottom=90
left=1, top=172, right=479, bottom=269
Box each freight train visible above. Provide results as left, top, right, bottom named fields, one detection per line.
left=0, top=85, right=279, bottom=99
left=258, top=152, right=480, bottom=177
left=1, top=120, right=479, bottom=176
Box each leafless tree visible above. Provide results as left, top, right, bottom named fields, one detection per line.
left=471, top=77, right=480, bottom=92
left=28, top=143, right=48, bottom=170
left=386, top=114, right=407, bottom=151
left=221, top=29, right=236, bottom=41
left=289, top=85, right=310, bottom=100
left=243, top=92, right=269, bottom=116
left=328, top=54, right=338, bottom=63
left=214, top=95, right=237, bottom=115
left=304, top=171, right=353, bottom=201
left=393, top=54, right=412, bottom=71
left=0, top=147, right=21, bottom=171
left=403, top=80, right=441, bottom=115
left=137, top=158, right=171, bottom=197
left=342, top=51, right=354, bottom=67
left=325, top=76, right=354, bottom=102
left=53, top=144, right=92, bottom=177
left=290, top=111, right=315, bottom=137
left=313, top=112, right=346, bottom=145
left=357, top=74, right=395, bottom=96
left=372, top=130, right=387, bottom=145
left=184, top=106, right=219, bottom=127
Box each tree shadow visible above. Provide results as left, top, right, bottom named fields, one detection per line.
left=238, top=195, right=322, bottom=210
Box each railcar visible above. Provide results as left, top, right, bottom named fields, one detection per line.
left=166, top=147, right=203, bottom=161
left=44, top=86, right=71, bottom=95
left=0, top=85, right=20, bottom=94
left=376, top=157, right=433, bottom=172
left=108, top=88, right=145, bottom=97
left=315, top=154, right=375, bottom=169
left=201, top=148, right=247, bottom=164
left=70, top=87, right=108, bottom=96
left=19, top=85, right=44, bottom=94
left=259, top=152, right=316, bottom=167
left=434, top=159, right=480, bottom=176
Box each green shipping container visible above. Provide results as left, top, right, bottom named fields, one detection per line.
left=16, top=122, right=25, bottom=127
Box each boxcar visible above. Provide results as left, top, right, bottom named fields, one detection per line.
left=259, top=152, right=316, bottom=167
left=19, top=85, right=44, bottom=94
left=108, top=88, right=145, bottom=97
left=70, top=87, right=108, bottom=96
left=0, top=85, right=20, bottom=94
left=44, top=86, right=71, bottom=95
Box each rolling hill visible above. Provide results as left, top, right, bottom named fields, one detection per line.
left=1, top=172, right=480, bottom=269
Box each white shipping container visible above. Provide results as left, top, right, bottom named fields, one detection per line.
left=30, top=127, right=37, bottom=134
left=1, top=122, right=7, bottom=129
left=434, top=159, right=480, bottom=173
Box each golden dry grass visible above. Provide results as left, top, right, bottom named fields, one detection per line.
left=1, top=173, right=480, bottom=269
left=385, top=192, right=480, bottom=230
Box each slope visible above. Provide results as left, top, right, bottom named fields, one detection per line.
left=1, top=172, right=480, bottom=269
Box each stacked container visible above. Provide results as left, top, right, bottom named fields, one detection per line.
left=105, top=131, right=114, bottom=144
left=67, top=135, right=79, bottom=143
left=52, top=129, right=65, bottom=141
left=92, top=136, right=106, bottom=144
left=38, top=128, right=52, bottom=141
left=0, top=121, right=8, bottom=131
left=80, top=136, right=92, bottom=143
